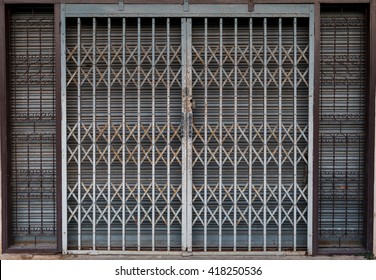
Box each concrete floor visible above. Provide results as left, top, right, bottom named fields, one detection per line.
left=0, top=253, right=368, bottom=260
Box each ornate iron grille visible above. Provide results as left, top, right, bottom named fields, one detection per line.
left=191, top=18, right=309, bottom=251
left=319, top=8, right=366, bottom=248
left=9, top=8, right=57, bottom=248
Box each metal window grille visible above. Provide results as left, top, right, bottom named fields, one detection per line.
left=8, top=7, right=57, bottom=249
left=318, top=7, right=367, bottom=249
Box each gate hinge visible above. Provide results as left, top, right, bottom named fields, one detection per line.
left=248, top=0, right=254, bottom=12
left=184, top=0, right=189, bottom=12
left=119, top=0, right=124, bottom=11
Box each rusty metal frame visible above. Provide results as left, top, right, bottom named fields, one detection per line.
left=313, top=0, right=375, bottom=256
left=0, top=1, right=10, bottom=253
left=0, top=3, right=62, bottom=254
left=0, top=0, right=374, bottom=255
left=366, top=0, right=375, bottom=255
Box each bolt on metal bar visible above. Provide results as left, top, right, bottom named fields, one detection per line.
left=307, top=4, right=314, bottom=254
left=107, top=17, right=112, bottom=251
left=166, top=17, right=171, bottom=251
left=204, top=17, right=208, bottom=252
left=122, top=17, right=126, bottom=251
left=181, top=18, right=187, bottom=251
left=233, top=17, right=238, bottom=251
left=219, top=17, right=223, bottom=252
left=278, top=17, right=282, bottom=252
left=152, top=17, right=156, bottom=251
left=186, top=18, right=193, bottom=252
left=263, top=17, right=267, bottom=251
left=61, top=4, right=67, bottom=253
left=137, top=17, right=141, bottom=251
left=248, top=18, right=253, bottom=252
left=77, top=17, right=82, bottom=251
left=92, top=17, right=97, bottom=250
left=293, top=17, right=297, bottom=252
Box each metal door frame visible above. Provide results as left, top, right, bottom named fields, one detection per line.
left=60, top=3, right=314, bottom=254
left=312, top=1, right=375, bottom=255
left=0, top=4, right=62, bottom=254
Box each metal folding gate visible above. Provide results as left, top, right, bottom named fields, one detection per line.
left=62, top=4, right=314, bottom=253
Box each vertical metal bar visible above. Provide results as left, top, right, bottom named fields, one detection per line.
left=186, top=18, right=193, bottom=252
left=293, top=17, right=297, bottom=252
left=122, top=17, right=126, bottom=251
left=55, top=3, right=63, bottom=252
left=204, top=17, right=208, bottom=252
left=263, top=17, right=267, bottom=252
left=307, top=4, right=315, bottom=255
left=219, top=17, right=223, bottom=252
left=0, top=2, right=9, bottom=253
left=60, top=4, right=68, bottom=254
left=312, top=2, right=320, bottom=255
left=107, top=17, right=111, bottom=251
left=92, top=17, right=97, bottom=251
left=166, top=18, right=171, bottom=251
left=181, top=18, right=187, bottom=251
left=278, top=17, right=282, bottom=252
left=151, top=17, right=156, bottom=251
left=248, top=18, right=253, bottom=252
left=368, top=0, right=376, bottom=255
left=233, top=17, right=238, bottom=251
left=77, top=17, right=82, bottom=251
left=137, top=17, right=141, bottom=251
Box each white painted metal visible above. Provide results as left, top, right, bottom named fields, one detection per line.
left=77, top=17, right=82, bottom=251
left=166, top=18, right=171, bottom=251
left=64, top=4, right=311, bottom=18
left=293, top=17, right=297, bottom=252
left=219, top=18, right=223, bottom=251
left=248, top=18, right=253, bottom=251
left=204, top=17, right=208, bottom=252
left=186, top=18, right=193, bottom=252
left=61, top=4, right=68, bottom=254
left=234, top=18, right=238, bottom=251
left=121, top=17, right=126, bottom=251
left=263, top=17, right=267, bottom=251
left=92, top=17, right=97, bottom=251
left=307, top=4, right=315, bottom=255
left=278, top=17, right=282, bottom=252
left=137, top=18, right=141, bottom=251
left=181, top=18, right=187, bottom=251
left=151, top=17, right=156, bottom=251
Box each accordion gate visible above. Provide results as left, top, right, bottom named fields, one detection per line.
left=63, top=10, right=313, bottom=252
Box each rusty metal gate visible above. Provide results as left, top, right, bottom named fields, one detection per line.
left=8, top=7, right=57, bottom=249
left=61, top=4, right=314, bottom=253
left=318, top=7, right=367, bottom=249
